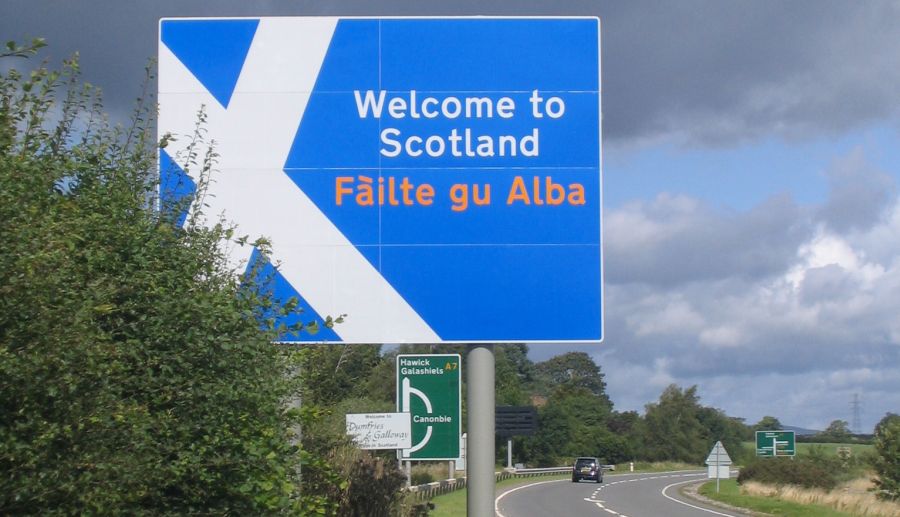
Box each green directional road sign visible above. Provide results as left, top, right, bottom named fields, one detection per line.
left=396, top=354, right=461, bottom=460
left=756, top=430, right=796, bottom=457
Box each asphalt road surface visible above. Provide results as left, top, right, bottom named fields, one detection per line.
left=495, top=470, right=745, bottom=517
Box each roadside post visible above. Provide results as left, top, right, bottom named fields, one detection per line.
left=468, top=345, right=495, bottom=515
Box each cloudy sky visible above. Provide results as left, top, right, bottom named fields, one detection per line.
left=4, top=0, right=899, bottom=433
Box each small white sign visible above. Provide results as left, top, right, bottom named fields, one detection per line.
left=705, top=441, right=732, bottom=480
left=346, top=413, right=412, bottom=450
left=705, top=441, right=733, bottom=466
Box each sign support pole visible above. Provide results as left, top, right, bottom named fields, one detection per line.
left=467, top=344, right=495, bottom=517
left=716, top=445, right=720, bottom=493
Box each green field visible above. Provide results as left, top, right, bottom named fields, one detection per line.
left=795, top=442, right=873, bottom=455
left=741, top=441, right=873, bottom=460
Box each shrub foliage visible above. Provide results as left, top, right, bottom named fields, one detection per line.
left=737, top=457, right=838, bottom=490
left=0, top=41, right=334, bottom=514
left=872, top=414, right=900, bottom=501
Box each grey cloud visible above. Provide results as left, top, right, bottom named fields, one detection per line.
left=0, top=0, right=612, bottom=124
left=599, top=327, right=900, bottom=431
left=799, top=264, right=855, bottom=305
left=605, top=193, right=810, bottom=286
left=816, top=148, right=897, bottom=232
left=604, top=259, right=900, bottom=378
left=606, top=1, right=900, bottom=147
left=3, top=1, right=898, bottom=147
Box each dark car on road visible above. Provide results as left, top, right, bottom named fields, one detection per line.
left=572, top=457, right=603, bottom=483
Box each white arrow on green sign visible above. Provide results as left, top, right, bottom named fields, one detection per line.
left=756, top=430, right=796, bottom=457
left=396, top=354, right=461, bottom=460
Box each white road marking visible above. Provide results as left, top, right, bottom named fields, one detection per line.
left=660, top=478, right=740, bottom=517
left=496, top=470, right=723, bottom=516
left=494, top=478, right=568, bottom=517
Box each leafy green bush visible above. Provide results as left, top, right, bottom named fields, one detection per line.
left=0, top=41, right=339, bottom=514
left=737, top=458, right=838, bottom=490
left=297, top=390, right=414, bottom=515
left=872, top=414, right=900, bottom=501
left=411, top=470, right=436, bottom=486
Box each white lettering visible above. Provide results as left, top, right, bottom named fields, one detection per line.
left=421, top=97, right=439, bottom=118
left=355, top=89, right=386, bottom=118
left=387, top=97, right=407, bottom=118
left=380, top=128, right=540, bottom=159
left=442, top=97, right=462, bottom=119
left=355, top=90, right=519, bottom=120
left=380, top=128, right=402, bottom=158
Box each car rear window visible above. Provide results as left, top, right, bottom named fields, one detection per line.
left=575, top=458, right=596, bottom=469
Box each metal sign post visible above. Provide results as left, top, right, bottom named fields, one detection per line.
left=716, top=445, right=720, bottom=493
left=467, top=345, right=495, bottom=517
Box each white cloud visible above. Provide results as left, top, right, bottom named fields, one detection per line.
left=601, top=148, right=900, bottom=431
left=698, top=325, right=742, bottom=348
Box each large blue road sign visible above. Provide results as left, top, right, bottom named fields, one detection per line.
left=158, top=17, right=602, bottom=343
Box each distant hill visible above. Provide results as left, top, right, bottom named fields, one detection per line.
left=781, top=425, right=820, bottom=436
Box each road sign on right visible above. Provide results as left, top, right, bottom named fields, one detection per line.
left=756, top=430, right=796, bottom=457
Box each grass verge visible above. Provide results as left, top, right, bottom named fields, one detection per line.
left=699, top=479, right=849, bottom=516
left=622, top=461, right=699, bottom=472
left=740, top=478, right=900, bottom=517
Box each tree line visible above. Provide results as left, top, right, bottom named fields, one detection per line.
left=297, top=344, right=753, bottom=469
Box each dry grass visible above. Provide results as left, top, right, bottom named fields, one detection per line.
left=741, top=477, right=900, bottom=517
left=410, top=461, right=459, bottom=484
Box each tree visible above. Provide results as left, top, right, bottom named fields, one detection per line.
left=360, top=349, right=399, bottom=404
left=0, top=44, right=339, bottom=514
left=299, top=396, right=410, bottom=516
left=753, top=416, right=783, bottom=432
left=698, top=408, right=751, bottom=464
left=821, top=420, right=853, bottom=442
left=640, top=385, right=710, bottom=463
left=495, top=345, right=532, bottom=406
left=535, top=352, right=611, bottom=403
left=638, top=385, right=752, bottom=465
left=514, top=352, right=619, bottom=466
left=872, top=413, right=900, bottom=501
left=297, top=344, right=384, bottom=406
left=519, top=385, right=621, bottom=466
left=606, top=410, right=640, bottom=461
